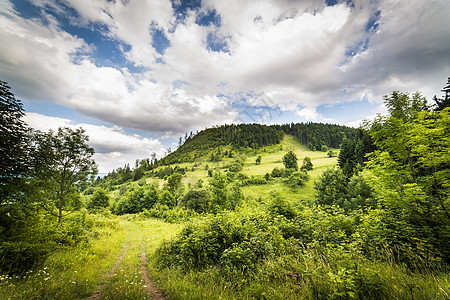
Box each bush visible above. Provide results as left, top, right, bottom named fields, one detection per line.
left=0, top=210, right=92, bottom=274
left=271, top=167, right=284, bottom=178
left=139, top=204, right=195, bottom=223
left=87, top=188, right=110, bottom=210
left=287, top=171, right=309, bottom=188
left=155, top=210, right=281, bottom=271
left=282, top=151, right=298, bottom=170
left=181, top=189, right=210, bottom=213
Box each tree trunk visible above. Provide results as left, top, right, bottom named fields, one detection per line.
left=58, top=194, right=63, bottom=224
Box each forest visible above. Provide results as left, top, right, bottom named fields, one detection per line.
left=1, top=78, right=449, bottom=299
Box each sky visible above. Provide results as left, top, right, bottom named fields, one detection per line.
left=1, top=0, right=449, bottom=174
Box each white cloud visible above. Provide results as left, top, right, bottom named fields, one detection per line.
left=295, top=106, right=332, bottom=122
left=0, top=1, right=237, bottom=134
left=23, top=112, right=165, bottom=173
left=1, top=0, right=450, bottom=138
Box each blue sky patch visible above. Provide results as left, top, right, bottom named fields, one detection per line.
left=196, top=9, right=221, bottom=27
left=151, top=26, right=171, bottom=55
left=172, top=0, right=202, bottom=22
left=206, top=32, right=229, bottom=53
left=366, top=10, right=381, bottom=32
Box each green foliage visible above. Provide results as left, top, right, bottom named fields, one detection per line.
left=0, top=210, right=92, bottom=274
left=301, top=156, right=313, bottom=170
left=281, top=122, right=358, bottom=150
left=209, top=172, right=243, bottom=212
left=155, top=210, right=281, bottom=271
left=338, top=138, right=356, bottom=177
left=139, top=204, right=195, bottom=223
left=363, top=92, right=450, bottom=263
left=432, top=77, right=450, bottom=111
left=181, top=189, right=210, bottom=213
left=0, top=80, right=30, bottom=205
left=157, top=166, right=174, bottom=179
left=160, top=123, right=358, bottom=164
left=327, top=149, right=335, bottom=157
left=87, top=188, right=110, bottom=210
left=255, top=155, right=262, bottom=165
left=34, top=127, right=98, bottom=223
left=271, top=167, right=285, bottom=178
left=314, top=168, right=375, bottom=212
left=161, top=123, right=284, bottom=164
left=287, top=171, right=310, bottom=188
left=159, top=190, right=176, bottom=208
left=114, top=184, right=159, bottom=214
left=282, top=151, right=298, bottom=170
left=166, top=172, right=183, bottom=192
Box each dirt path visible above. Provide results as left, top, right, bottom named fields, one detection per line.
left=88, top=220, right=166, bottom=300
left=140, top=251, right=166, bottom=300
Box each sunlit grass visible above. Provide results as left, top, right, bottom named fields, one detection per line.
left=0, top=215, right=182, bottom=299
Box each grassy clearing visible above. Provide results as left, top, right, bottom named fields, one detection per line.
left=0, top=215, right=182, bottom=299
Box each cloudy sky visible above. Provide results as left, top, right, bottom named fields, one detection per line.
left=1, top=0, right=449, bottom=173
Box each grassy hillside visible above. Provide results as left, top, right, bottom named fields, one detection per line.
left=140, top=134, right=338, bottom=203
left=159, top=122, right=356, bottom=165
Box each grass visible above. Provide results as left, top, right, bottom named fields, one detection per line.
left=0, top=215, right=182, bottom=299
left=149, top=249, right=450, bottom=300
left=145, top=135, right=339, bottom=203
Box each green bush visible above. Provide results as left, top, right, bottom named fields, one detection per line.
left=87, top=188, right=110, bottom=210
left=0, top=210, right=92, bottom=274
left=155, top=210, right=280, bottom=271
left=271, top=167, right=284, bottom=178
left=139, top=204, right=196, bottom=223
left=287, top=171, right=309, bottom=188
left=181, top=189, right=210, bottom=213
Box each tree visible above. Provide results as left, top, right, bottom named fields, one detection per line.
left=166, top=173, right=183, bottom=193
left=432, top=77, right=450, bottom=111
left=338, top=138, right=355, bottom=177
left=256, top=155, right=262, bottom=165
left=301, top=156, right=313, bottom=170
left=364, top=90, right=450, bottom=262
left=88, top=188, right=110, bottom=209
left=181, top=189, right=210, bottom=213
left=37, top=127, right=97, bottom=223
left=0, top=81, right=30, bottom=204
left=209, top=172, right=228, bottom=212
left=282, top=151, right=298, bottom=170
left=314, top=168, right=374, bottom=212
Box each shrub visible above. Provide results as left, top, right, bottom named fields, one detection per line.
left=87, top=188, right=110, bottom=210
left=155, top=211, right=280, bottom=271
left=287, top=171, right=309, bottom=188
left=271, top=167, right=284, bottom=178
left=181, top=189, right=210, bottom=213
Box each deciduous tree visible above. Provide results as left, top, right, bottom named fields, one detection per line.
left=37, top=127, right=97, bottom=223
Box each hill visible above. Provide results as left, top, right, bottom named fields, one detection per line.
left=160, top=122, right=358, bottom=165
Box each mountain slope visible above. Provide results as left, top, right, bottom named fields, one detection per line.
left=160, top=122, right=358, bottom=164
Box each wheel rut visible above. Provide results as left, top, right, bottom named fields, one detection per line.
left=88, top=220, right=166, bottom=300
